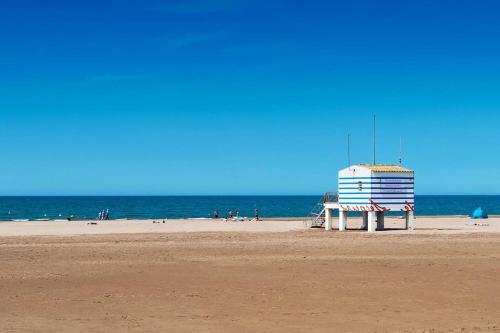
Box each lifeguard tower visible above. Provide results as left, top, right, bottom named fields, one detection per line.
left=321, top=164, right=415, bottom=232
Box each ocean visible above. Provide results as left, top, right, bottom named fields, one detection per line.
left=0, top=195, right=499, bottom=221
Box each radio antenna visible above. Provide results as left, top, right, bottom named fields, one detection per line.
left=399, top=136, right=403, bottom=165
left=347, top=134, right=351, bottom=166
left=373, top=114, right=376, bottom=165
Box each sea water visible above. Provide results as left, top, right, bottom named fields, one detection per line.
left=0, top=195, right=499, bottom=221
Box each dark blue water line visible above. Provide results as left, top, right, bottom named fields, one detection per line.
left=0, top=195, right=498, bottom=221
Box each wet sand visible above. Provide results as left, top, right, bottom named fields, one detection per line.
left=0, top=217, right=499, bottom=332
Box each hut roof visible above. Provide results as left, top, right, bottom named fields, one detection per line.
left=357, top=164, right=413, bottom=173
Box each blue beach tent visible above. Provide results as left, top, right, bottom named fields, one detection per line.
left=471, top=207, right=488, bottom=219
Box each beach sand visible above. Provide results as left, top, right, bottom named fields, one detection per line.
left=0, top=216, right=499, bottom=237
left=0, top=217, right=499, bottom=332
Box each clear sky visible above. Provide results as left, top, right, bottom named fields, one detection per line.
left=1, top=0, right=499, bottom=195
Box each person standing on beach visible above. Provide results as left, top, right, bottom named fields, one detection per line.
left=213, top=210, right=219, bottom=219
left=254, top=208, right=260, bottom=221
left=228, top=210, right=233, bottom=218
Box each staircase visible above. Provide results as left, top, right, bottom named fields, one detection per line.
left=305, top=192, right=338, bottom=228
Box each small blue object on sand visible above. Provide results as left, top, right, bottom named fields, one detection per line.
left=471, top=207, right=488, bottom=219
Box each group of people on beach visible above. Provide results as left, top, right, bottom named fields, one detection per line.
left=96, top=209, right=110, bottom=220
left=212, top=209, right=260, bottom=221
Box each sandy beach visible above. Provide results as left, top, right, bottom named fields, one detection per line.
left=0, top=215, right=498, bottom=237
left=0, top=216, right=499, bottom=332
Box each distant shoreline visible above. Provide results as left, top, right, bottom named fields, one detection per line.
left=2, top=214, right=499, bottom=223
left=0, top=216, right=498, bottom=238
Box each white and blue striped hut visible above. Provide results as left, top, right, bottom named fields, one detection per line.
left=324, top=164, right=415, bottom=232
left=338, top=164, right=414, bottom=212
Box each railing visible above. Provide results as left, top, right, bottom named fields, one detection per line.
left=304, top=192, right=338, bottom=228
left=322, top=192, right=339, bottom=203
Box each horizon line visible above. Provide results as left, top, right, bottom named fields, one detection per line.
left=0, top=194, right=499, bottom=197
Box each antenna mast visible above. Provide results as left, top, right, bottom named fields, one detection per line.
left=347, top=134, right=351, bottom=166
left=373, top=114, right=376, bottom=165
left=399, top=136, right=403, bottom=165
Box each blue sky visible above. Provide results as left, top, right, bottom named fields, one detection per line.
left=1, top=0, right=499, bottom=195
